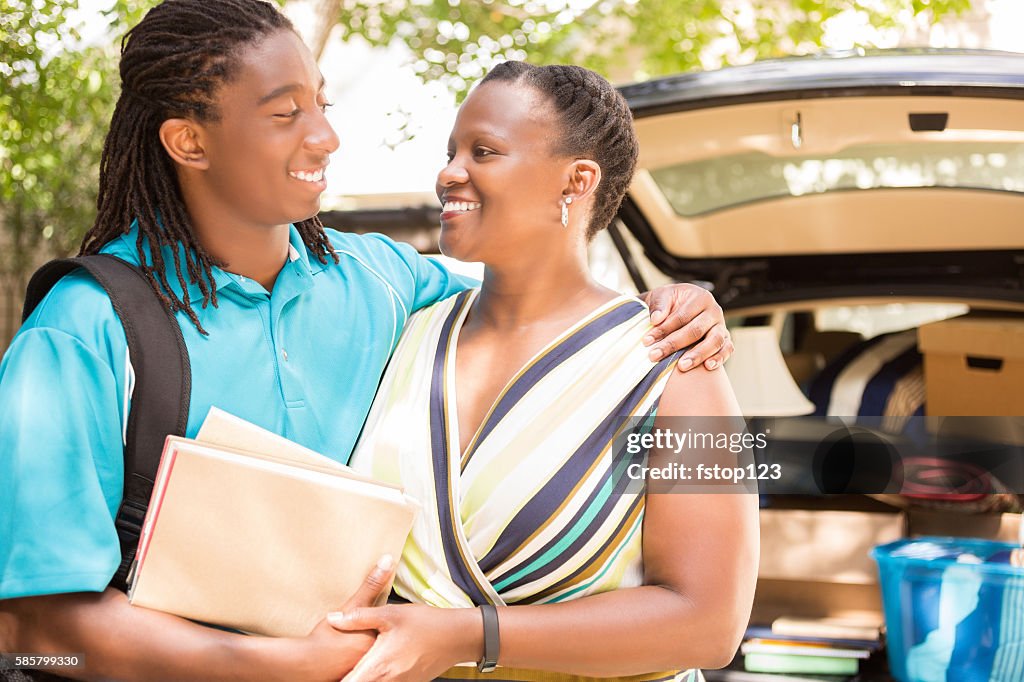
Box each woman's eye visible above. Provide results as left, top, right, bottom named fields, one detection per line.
left=319, top=101, right=334, bottom=113
left=274, top=109, right=300, bottom=119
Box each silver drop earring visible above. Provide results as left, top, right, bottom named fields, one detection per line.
left=561, top=196, right=573, bottom=228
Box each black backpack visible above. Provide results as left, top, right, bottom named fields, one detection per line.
left=22, top=254, right=191, bottom=592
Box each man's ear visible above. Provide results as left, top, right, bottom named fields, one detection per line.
left=159, top=118, right=209, bottom=170
left=563, top=159, right=601, bottom=204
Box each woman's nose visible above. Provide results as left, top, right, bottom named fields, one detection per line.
left=437, top=157, right=469, bottom=187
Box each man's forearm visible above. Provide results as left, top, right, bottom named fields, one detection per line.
left=1, top=589, right=294, bottom=682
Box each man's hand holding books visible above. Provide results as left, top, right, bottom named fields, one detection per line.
left=269, top=555, right=398, bottom=682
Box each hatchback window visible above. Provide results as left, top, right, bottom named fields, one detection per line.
left=814, top=302, right=970, bottom=339
left=649, top=142, right=1024, bottom=216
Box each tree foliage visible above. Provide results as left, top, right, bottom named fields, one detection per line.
left=0, top=0, right=145, bottom=342
left=332, top=0, right=970, bottom=98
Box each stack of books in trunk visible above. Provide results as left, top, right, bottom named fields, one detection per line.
left=740, top=617, right=882, bottom=678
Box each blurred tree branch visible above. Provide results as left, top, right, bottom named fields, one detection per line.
left=319, top=0, right=970, bottom=99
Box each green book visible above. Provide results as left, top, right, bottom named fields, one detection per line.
left=744, top=653, right=859, bottom=676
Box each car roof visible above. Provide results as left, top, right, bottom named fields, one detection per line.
left=620, top=49, right=1024, bottom=118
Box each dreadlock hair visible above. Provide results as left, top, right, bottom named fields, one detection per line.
left=80, top=0, right=339, bottom=334
left=480, top=62, right=639, bottom=240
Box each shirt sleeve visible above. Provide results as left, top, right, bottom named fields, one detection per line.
left=0, top=277, right=127, bottom=599
left=333, top=231, right=479, bottom=314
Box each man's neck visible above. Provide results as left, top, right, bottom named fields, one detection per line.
left=190, top=218, right=292, bottom=293
left=179, top=173, right=293, bottom=292
left=200, top=222, right=292, bottom=292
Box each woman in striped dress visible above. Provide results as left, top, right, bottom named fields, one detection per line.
left=339, top=62, right=760, bottom=681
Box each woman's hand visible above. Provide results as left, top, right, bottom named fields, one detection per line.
left=639, top=283, right=733, bottom=371
left=327, top=604, right=482, bottom=682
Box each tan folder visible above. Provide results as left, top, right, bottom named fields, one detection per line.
left=128, top=409, right=419, bottom=637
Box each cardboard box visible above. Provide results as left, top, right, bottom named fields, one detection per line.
left=918, top=315, right=1024, bottom=417
left=907, top=509, right=1021, bottom=542
left=751, top=509, right=900, bottom=627
left=758, top=509, right=904, bottom=584
left=751, top=579, right=884, bottom=625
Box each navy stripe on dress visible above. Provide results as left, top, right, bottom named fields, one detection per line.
left=462, top=300, right=646, bottom=468
left=429, top=291, right=492, bottom=605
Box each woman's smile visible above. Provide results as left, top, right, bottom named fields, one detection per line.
left=440, top=196, right=482, bottom=223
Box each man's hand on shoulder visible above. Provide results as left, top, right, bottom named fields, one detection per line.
left=639, top=283, right=734, bottom=372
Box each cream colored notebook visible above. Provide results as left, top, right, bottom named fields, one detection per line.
left=128, top=409, right=419, bottom=637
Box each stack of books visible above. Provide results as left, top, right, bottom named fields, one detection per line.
left=127, top=407, right=420, bottom=637
left=739, top=617, right=883, bottom=678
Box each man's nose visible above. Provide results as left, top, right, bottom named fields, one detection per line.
left=306, top=110, right=340, bottom=155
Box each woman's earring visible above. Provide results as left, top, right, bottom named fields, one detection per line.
left=561, top=196, right=573, bottom=228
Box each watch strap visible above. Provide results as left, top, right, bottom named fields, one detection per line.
left=477, top=604, right=500, bottom=673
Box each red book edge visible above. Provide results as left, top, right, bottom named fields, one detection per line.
left=129, top=437, right=181, bottom=592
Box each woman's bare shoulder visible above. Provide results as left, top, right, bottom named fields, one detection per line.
left=657, top=363, right=742, bottom=418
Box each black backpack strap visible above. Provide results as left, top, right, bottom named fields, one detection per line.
left=23, top=254, right=191, bottom=592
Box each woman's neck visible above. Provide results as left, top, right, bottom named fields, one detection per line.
left=472, top=255, right=615, bottom=331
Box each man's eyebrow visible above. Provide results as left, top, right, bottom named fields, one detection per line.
left=256, top=77, right=327, bottom=106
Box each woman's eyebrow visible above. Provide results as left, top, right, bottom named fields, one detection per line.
left=454, top=129, right=509, bottom=144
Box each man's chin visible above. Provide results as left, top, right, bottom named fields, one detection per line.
left=289, top=201, right=321, bottom=225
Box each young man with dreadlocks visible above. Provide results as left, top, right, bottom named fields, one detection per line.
left=0, top=0, right=733, bottom=679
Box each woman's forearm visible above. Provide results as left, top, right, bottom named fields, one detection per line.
left=458, top=585, right=744, bottom=677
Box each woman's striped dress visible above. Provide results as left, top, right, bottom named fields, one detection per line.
left=350, top=289, right=704, bottom=682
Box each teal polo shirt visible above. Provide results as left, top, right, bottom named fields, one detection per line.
left=0, top=224, right=475, bottom=599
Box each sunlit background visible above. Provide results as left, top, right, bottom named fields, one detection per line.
left=3, top=0, right=1024, bottom=345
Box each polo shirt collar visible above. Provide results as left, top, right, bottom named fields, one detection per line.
left=101, top=221, right=317, bottom=304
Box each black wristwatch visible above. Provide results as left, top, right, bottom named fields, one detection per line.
left=477, top=604, right=500, bottom=673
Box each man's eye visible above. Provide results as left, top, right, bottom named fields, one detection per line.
left=319, top=101, right=334, bottom=113
left=445, top=151, right=455, bottom=162
left=474, top=147, right=493, bottom=157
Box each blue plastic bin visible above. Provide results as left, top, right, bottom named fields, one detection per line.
left=871, top=537, right=1024, bottom=682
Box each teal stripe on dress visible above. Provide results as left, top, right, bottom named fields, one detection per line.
left=547, top=510, right=644, bottom=602
left=493, top=473, right=618, bottom=591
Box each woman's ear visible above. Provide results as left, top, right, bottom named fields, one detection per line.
left=159, top=118, right=210, bottom=170
left=563, top=159, right=601, bottom=204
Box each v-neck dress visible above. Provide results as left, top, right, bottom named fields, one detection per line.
left=350, top=289, right=702, bottom=682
